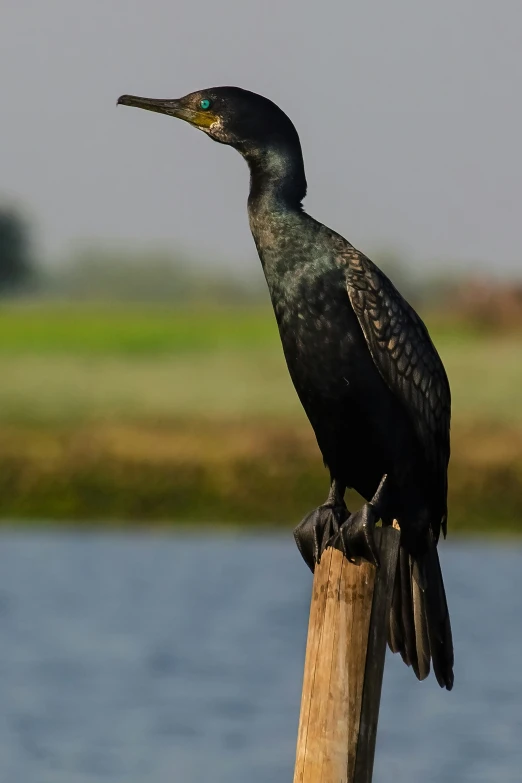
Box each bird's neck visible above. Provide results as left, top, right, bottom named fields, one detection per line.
left=245, top=141, right=307, bottom=214
left=245, top=141, right=311, bottom=282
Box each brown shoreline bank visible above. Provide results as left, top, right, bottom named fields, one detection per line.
left=0, top=418, right=520, bottom=532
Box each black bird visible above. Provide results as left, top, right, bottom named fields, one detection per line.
left=118, top=87, right=454, bottom=690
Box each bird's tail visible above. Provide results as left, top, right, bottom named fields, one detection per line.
left=388, top=539, right=454, bottom=690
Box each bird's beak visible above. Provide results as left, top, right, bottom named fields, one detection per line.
left=117, top=94, right=218, bottom=129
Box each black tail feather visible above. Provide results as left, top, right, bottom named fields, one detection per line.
left=422, top=544, right=454, bottom=689
left=387, top=541, right=454, bottom=690
left=399, top=545, right=418, bottom=673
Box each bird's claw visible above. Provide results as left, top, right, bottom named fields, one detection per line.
left=328, top=502, right=380, bottom=567
left=327, top=476, right=387, bottom=568
left=293, top=503, right=349, bottom=572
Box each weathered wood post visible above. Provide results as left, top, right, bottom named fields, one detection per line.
left=293, top=526, right=400, bottom=783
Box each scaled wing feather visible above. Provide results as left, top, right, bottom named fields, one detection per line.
left=343, top=249, right=451, bottom=538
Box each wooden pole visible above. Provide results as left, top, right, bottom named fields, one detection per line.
left=293, top=526, right=400, bottom=783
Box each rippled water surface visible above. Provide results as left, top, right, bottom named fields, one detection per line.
left=0, top=532, right=521, bottom=783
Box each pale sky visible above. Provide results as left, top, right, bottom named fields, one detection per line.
left=1, top=0, right=521, bottom=276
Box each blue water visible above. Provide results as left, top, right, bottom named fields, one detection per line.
left=0, top=532, right=521, bottom=783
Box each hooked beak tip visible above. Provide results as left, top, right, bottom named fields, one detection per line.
left=115, top=93, right=217, bottom=129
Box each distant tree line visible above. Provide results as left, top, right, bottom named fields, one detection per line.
left=0, top=208, right=35, bottom=294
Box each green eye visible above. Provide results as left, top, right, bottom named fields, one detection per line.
left=200, top=99, right=211, bottom=110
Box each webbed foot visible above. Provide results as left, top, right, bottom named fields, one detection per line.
left=293, top=503, right=349, bottom=572
left=330, top=504, right=380, bottom=566
left=328, top=474, right=388, bottom=568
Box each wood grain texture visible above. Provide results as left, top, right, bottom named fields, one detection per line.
left=293, top=527, right=400, bottom=783
left=354, top=527, right=401, bottom=782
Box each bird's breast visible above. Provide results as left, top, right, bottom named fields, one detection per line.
left=268, top=269, right=365, bottom=401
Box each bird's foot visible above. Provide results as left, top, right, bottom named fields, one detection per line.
left=328, top=475, right=388, bottom=568
left=293, top=502, right=349, bottom=572
left=329, top=504, right=380, bottom=567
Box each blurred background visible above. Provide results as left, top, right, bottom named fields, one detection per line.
left=1, top=1, right=522, bottom=781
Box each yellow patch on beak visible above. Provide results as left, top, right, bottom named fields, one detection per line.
left=189, top=111, right=219, bottom=128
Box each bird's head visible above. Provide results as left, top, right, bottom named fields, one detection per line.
left=117, top=86, right=300, bottom=154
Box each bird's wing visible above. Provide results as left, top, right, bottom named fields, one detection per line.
left=343, top=248, right=451, bottom=535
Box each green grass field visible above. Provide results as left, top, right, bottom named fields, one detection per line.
left=0, top=303, right=520, bottom=530
left=0, top=304, right=276, bottom=355
left=0, top=303, right=521, bottom=424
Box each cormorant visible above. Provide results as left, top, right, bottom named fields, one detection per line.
left=118, top=87, right=454, bottom=690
